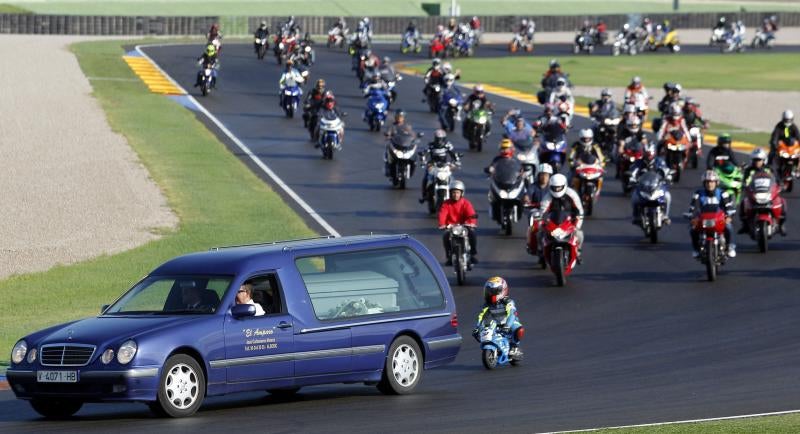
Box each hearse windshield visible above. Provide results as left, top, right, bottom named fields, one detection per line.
left=104, top=276, right=232, bottom=315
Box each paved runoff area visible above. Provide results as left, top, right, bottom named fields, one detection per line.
left=0, top=35, right=177, bottom=279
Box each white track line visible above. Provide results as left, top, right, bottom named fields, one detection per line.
left=135, top=44, right=341, bottom=238
left=541, top=409, right=800, bottom=433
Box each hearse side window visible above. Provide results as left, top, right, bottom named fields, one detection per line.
left=295, top=247, right=445, bottom=320
left=240, top=274, right=283, bottom=315
left=106, top=276, right=232, bottom=315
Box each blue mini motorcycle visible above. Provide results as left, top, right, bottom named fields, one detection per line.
left=477, top=318, right=520, bottom=370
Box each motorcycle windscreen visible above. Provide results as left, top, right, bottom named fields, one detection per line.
left=391, top=132, right=416, bottom=150
left=548, top=208, right=572, bottom=225
left=638, top=171, right=663, bottom=193
left=492, top=159, right=523, bottom=188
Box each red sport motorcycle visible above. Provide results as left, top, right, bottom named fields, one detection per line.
left=429, top=36, right=447, bottom=58
left=618, top=139, right=643, bottom=195
left=687, top=206, right=729, bottom=281
left=743, top=172, right=783, bottom=253
left=573, top=158, right=605, bottom=217
left=541, top=211, right=580, bottom=286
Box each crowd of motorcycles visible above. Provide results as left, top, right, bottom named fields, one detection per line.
left=191, top=15, right=796, bottom=289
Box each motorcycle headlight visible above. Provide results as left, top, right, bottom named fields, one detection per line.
left=754, top=192, right=772, bottom=204
left=117, top=340, right=137, bottom=365
left=451, top=226, right=465, bottom=236
left=279, top=42, right=285, bottom=49
left=551, top=228, right=570, bottom=241
left=546, top=142, right=556, bottom=150
left=375, top=102, right=385, bottom=109
left=702, top=219, right=717, bottom=228
left=255, top=38, right=261, bottom=43
left=11, top=340, right=27, bottom=364
left=394, top=149, right=404, bottom=158
left=101, top=348, right=115, bottom=364
left=433, top=85, right=441, bottom=92
left=436, top=171, right=450, bottom=181
left=27, top=347, right=37, bottom=363
left=284, top=90, right=293, bottom=95
left=448, top=98, right=458, bottom=107
left=498, top=190, right=509, bottom=199
left=476, top=116, right=487, bottom=124
left=204, top=69, right=212, bottom=76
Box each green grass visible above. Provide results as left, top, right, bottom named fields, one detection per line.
left=583, top=412, right=800, bottom=432
left=0, top=3, right=30, bottom=13
left=0, top=40, right=314, bottom=363
left=6, top=0, right=800, bottom=16
left=412, top=54, right=800, bottom=92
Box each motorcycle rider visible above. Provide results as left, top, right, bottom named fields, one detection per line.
left=687, top=170, right=737, bottom=258
left=282, top=16, right=301, bottom=36
left=463, top=84, right=494, bottom=140
left=420, top=129, right=461, bottom=203
left=768, top=110, right=800, bottom=165
left=714, top=16, right=731, bottom=34
left=617, top=117, right=646, bottom=156
left=314, top=91, right=346, bottom=148
left=657, top=103, right=691, bottom=153
left=253, top=21, right=269, bottom=53
left=732, top=20, right=746, bottom=45
left=657, top=82, right=683, bottom=115
left=538, top=173, right=585, bottom=262
left=278, top=59, right=305, bottom=91
left=534, top=103, right=569, bottom=145
left=438, top=180, right=478, bottom=265
left=303, top=79, right=327, bottom=128
left=472, top=276, right=524, bottom=359
left=405, top=20, right=419, bottom=42
left=385, top=109, right=415, bottom=138
left=624, top=76, right=649, bottom=103
left=194, top=44, right=219, bottom=88
left=617, top=23, right=636, bottom=45
left=569, top=129, right=605, bottom=170
left=540, top=59, right=568, bottom=91
left=629, top=142, right=672, bottom=224
left=683, top=97, right=709, bottom=130
left=595, top=19, right=608, bottom=45
left=706, top=133, right=739, bottom=170
left=485, top=139, right=517, bottom=172
left=739, top=147, right=787, bottom=235
left=519, top=18, right=536, bottom=42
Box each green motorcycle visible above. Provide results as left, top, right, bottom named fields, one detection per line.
left=465, top=101, right=491, bottom=152
left=715, top=161, right=744, bottom=205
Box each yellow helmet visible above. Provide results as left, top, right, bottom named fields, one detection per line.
left=499, top=138, right=513, bottom=150
left=205, top=44, right=216, bottom=56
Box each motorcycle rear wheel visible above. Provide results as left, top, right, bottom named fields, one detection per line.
left=757, top=220, right=769, bottom=253
left=482, top=349, right=498, bottom=370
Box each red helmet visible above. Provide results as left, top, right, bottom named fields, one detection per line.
left=484, top=277, right=509, bottom=304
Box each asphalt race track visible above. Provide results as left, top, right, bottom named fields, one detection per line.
left=2, top=42, right=799, bottom=433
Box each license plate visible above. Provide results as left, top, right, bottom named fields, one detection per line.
left=37, top=370, right=78, bottom=383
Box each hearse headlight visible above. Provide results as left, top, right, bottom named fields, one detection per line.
left=102, top=348, right=115, bottom=364
left=11, top=340, right=27, bottom=364
left=27, top=347, right=37, bottom=363
left=117, top=340, right=137, bottom=365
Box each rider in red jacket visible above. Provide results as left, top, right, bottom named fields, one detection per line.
left=438, top=180, right=478, bottom=265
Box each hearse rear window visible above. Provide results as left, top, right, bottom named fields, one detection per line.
left=295, top=247, right=445, bottom=320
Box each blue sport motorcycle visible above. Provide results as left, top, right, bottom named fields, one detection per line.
left=477, top=318, right=520, bottom=370
left=281, top=85, right=302, bottom=118
left=538, top=138, right=568, bottom=172
left=633, top=170, right=671, bottom=244
left=364, top=88, right=389, bottom=132
left=438, top=87, right=463, bottom=132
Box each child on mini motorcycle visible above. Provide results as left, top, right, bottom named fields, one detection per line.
left=472, top=277, right=524, bottom=360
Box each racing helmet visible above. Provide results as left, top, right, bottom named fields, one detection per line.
left=260, top=21, right=267, bottom=28
left=622, top=23, right=630, bottom=31
left=549, top=173, right=568, bottom=198
left=751, top=148, right=767, bottom=161
left=473, top=84, right=484, bottom=95
left=432, top=57, right=442, bottom=67
left=394, top=108, right=406, bottom=121
left=674, top=83, right=683, bottom=94
left=483, top=276, right=509, bottom=304
left=444, top=73, right=455, bottom=86
left=579, top=128, right=594, bottom=143
left=702, top=170, right=719, bottom=189
left=555, top=77, right=567, bottom=88
left=449, top=179, right=465, bottom=194
left=717, top=133, right=732, bottom=147
left=499, top=138, right=513, bottom=151
left=382, top=56, right=391, bottom=65
left=442, top=62, right=453, bottom=73
left=783, top=109, right=794, bottom=125
left=205, top=44, right=217, bottom=56
left=626, top=117, right=641, bottom=133
left=631, top=76, right=641, bottom=86
left=538, top=163, right=554, bottom=176
left=643, top=142, right=656, bottom=162
left=434, top=128, right=447, bottom=144
left=521, top=19, right=528, bottom=26
left=601, top=88, right=612, bottom=98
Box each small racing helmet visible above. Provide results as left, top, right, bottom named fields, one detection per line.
left=521, top=19, right=528, bottom=26
left=702, top=169, right=719, bottom=187
left=260, top=21, right=267, bottom=28
left=783, top=109, right=794, bottom=125
left=579, top=128, right=594, bottom=143
left=549, top=58, right=560, bottom=69
left=549, top=173, right=568, bottom=198
left=483, top=276, right=508, bottom=304
left=663, top=81, right=674, bottom=92
left=363, top=17, right=370, bottom=24
left=434, top=128, right=447, bottom=143
left=751, top=148, right=767, bottom=161
left=717, top=133, right=732, bottom=147
left=622, top=23, right=630, bottom=31
left=719, top=16, right=727, bottom=23
left=538, top=162, right=554, bottom=176
left=674, top=83, right=683, bottom=93
left=449, top=179, right=465, bottom=195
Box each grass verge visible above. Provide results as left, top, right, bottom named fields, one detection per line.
left=584, top=412, right=800, bottom=432
left=411, top=54, right=800, bottom=92
left=0, top=40, right=314, bottom=363
left=0, top=3, right=30, bottom=13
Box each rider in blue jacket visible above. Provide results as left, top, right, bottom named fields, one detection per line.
left=687, top=170, right=737, bottom=258
left=473, top=277, right=524, bottom=360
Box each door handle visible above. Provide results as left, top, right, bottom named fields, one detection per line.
left=277, top=321, right=292, bottom=329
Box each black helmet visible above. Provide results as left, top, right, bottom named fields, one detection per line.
left=717, top=133, right=732, bottom=147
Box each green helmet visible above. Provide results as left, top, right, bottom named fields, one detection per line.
left=717, top=133, right=731, bottom=147
left=205, top=44, right=217, bottom=57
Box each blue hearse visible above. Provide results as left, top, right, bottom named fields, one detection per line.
left=7, top=235, right=462, bottom=418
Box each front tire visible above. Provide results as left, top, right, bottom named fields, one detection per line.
left=482, top=349, right=498, bottom=370
left=554, top=249, right=566, bottom=286
left=455, top=245, right=466, bottom=286
left=153, top=354, right=205, bottom=418
left=705, top=240, right=717, bottom=282
left=757, top=220, right=769, bottom=253
left=30, top=398, right=83, bottom=419
left=377, top=336, right=422, bottom=395
left=649, top=214, right=659, bottom=244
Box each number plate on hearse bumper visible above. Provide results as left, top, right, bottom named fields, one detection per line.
left=37, top=370, right=78, bottom=383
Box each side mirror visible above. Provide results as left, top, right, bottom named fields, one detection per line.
left=100, top=304, right=110, bottom=314
left=231, top=304, right=256, bottom=319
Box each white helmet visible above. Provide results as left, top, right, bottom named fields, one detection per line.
left=549, top=174, right=568, bottom=198
left=579, top=128, right=594, bottom=142
left=538, top=163, right=554, bottom=175
left=783, top=109, right=794, bottom=124
left=442, top=62, right=453, bottom=73
left=444, top=73, right=455, bottom=86
left=449, top=179, right=465, bottom=194
left=751, top=148, right=767, bottom=161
